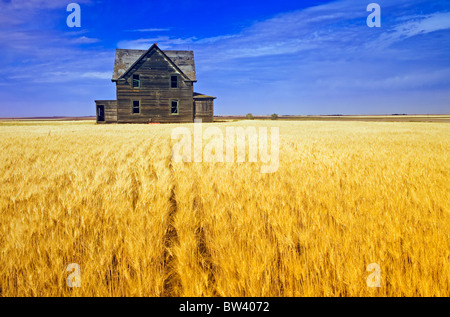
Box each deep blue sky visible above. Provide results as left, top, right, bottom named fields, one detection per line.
left=0, top=0, right=449, bottom=116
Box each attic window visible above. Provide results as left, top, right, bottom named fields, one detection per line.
left=171, top=75, right=178, bottom=88
left=171, top=100, right=179, bottom=115
left=132, top=100, right=140, bottom=114
left=132, top=74, right=140, bottom=88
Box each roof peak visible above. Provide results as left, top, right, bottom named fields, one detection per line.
left=112, top=46, right=196, bottom=82
left=116, top=48, right=193, bottom=53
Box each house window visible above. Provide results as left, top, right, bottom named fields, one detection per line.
left=171, top=100, right=179, bottom=115
left=132, top=74, right=140, bottom=88
left=132, top=100, right=140, bottom=114
left=171, top=75, right=178, bottom=88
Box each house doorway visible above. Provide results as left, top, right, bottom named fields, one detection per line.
left=97, top=105, right=105, bottom=122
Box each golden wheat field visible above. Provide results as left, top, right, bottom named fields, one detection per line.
left=0, top=119, right=448, bottom=297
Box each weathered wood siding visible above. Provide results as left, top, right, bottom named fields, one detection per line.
left=95, top=100, right=117, bottom=124
left=116, top=49, right=194, bottom=123
left=194, top=99, right=214, bottom=123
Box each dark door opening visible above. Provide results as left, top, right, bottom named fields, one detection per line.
left=193, top=101, right=196, bottom=121
left=97, top=105, right=105, bottom=122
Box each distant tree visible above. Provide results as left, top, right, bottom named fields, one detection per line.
left=246, top=113, right=254, bottom=120
left=271, top=113, right=278, bottom=120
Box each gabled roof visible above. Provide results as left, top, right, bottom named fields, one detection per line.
left=112, top=44, right=197, bottom=82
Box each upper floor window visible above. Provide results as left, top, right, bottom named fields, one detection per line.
left=132, top=100, right=140, bottom=114
left=171, top=75, right=178, bottom=88
left=132, top=74, right=140, bottom=88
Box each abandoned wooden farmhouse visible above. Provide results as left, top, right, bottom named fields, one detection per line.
left=95, top=43, right=215, bottom=123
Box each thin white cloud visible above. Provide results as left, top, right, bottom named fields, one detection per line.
left=126, top=28, right=171, bottom=32
left=378, top=11, right=450, bottom=46
left=118, top=36, right=196, bottom=49
left=81, top=71, right=111, bottom=79
left=72, top=36, right=100, bottom=44
left=19, top=69, right=113, bottom=83
left=118, top=34, right=239, bottom=49
left=195, top=34, right=240, bottom=44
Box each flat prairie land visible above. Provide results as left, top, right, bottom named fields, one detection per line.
left=216, top=114, right=450, bottom=123
left=0, top=120, right=448, bottom=296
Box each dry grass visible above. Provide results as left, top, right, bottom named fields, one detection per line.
left=0, top=120, right=448, bottom=297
